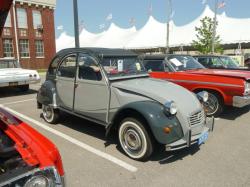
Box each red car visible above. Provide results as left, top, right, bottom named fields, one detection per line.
left=143, top=54, right=250, bottom=116
left=0, top=108, right=64, bottom=186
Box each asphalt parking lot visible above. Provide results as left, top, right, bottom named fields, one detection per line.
left=1, top=75, right=250, bottom=187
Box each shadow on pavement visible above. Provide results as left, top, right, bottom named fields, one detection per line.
left=150, top=144, right=200, bottom=164
left=0, top=87, right=37, bottom=98
left=219, top=106, right=250, bottom=120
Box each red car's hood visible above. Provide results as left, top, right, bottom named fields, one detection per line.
left=0, top=108, right=64, bottom=176
left=185, top=69, right=250, bottom=81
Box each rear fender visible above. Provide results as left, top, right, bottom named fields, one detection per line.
left=37, top=80, right=57, bottom=108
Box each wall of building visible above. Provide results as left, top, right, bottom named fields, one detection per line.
left=0, top=0, right=56, bottom=69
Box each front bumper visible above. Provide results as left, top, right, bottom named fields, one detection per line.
left=233, top=95, right=250, bottom=108
left=165, top=117, right=214, bottom=151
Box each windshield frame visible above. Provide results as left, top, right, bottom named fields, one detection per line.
left=165, top=55, right=205, bottom=72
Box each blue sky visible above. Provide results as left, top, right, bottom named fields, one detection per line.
left=55, top=0, right=250, bottom=38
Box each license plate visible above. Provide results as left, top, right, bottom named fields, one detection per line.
left=9, top=82, right=18, bottom=86
left=198, top=131, right=209, bottom=145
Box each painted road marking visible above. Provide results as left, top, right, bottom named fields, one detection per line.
left=0, top=105, right=138, bottom=173
left=1, top=99, right=35, bottom=105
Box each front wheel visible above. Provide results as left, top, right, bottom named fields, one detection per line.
left=203, top=92, right=224, bottom=117
left=42, top=104, right=59, bottom=124
left=118, top=118, right=153, bottom=161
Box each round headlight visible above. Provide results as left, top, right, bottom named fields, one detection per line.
left=197, top=91, right=208, bottom=102
left=24, top=175, right=50, bottom=187
left=164, top=101, right=178, bottom=115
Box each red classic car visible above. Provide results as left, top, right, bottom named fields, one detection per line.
left=143, top=54, right=250, bottom=116
left=0, top=107, right=64, bottom=186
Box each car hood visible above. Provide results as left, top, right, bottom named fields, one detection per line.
left=0, top=68, right=38, bottom=76
left=186, top=69, right=250, bottom=80
left=111, top=78, right=202, bottom=116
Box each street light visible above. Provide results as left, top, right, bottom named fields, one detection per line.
left=166, top=0, right=172, bottom=54
left=73, top=0, right=80, bottom=48
left=211, top=0, right=218, bottom=54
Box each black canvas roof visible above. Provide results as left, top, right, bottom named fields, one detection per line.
left=57, top=48, right=138, bottom=58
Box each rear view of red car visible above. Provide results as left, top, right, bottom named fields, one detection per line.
left=0, top=107, right=65, bottom=186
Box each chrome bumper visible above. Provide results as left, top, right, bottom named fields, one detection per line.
left=233, top=95, right=250, bottom=107
left=165, top=117, right=214, bottom=151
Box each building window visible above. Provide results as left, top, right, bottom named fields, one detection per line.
left=17, top=8, right=27, bottom=28
left=35, top=40, right=44, bottom=57
left=4, top=12, right=11, bottom=27
left=3, top=39, right=14, bottom=57
left=19, top=39, right=29, bottom=57
left=35, top=30, right=42, bottom=37
left=32, top=10, right=42, bottom=29
left=3, top=28, right=11, bottom=36
left=19, top=29, right=27, bottom=37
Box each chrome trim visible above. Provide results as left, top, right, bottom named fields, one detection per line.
left=165, top=79, right=243, bottom=88
left=233, top=95, right=250, bottom=107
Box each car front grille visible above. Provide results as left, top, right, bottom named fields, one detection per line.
left=189, top=110, right=205, bottom=126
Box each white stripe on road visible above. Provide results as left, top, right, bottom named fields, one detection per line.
left=0, top=105, right=138, bottom=173
left=1, top=99, right=35, bottom=106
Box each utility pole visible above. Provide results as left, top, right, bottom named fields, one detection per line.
left=73, top=0, right=80, bottom=48
left=166, top=0, right=172, bottom=54
left=211, top=0, right=218, bottom=54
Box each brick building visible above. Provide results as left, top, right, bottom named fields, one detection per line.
left=0, top=0, right=56, bottom=69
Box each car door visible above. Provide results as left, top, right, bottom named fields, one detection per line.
left=56, top=54, right=77, bottom=110
left=74, top=53, right=109, bottom=123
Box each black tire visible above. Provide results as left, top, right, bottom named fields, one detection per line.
left=118, top=117, right=154, bottom=161
left=204, top=91, right=224, bottom=117
left=19, top=85, right=29, bottom=92
left=42, top=104, right=60, bottom=124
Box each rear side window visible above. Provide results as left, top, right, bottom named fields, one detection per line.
left=57, top=55, right=77, bottom=78
left=144, top=60, right=165, bottom=72
left=197, top=57, right=210, bottom=67
left=48, top=56, right=60, bottom=75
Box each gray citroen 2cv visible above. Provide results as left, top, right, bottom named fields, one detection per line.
left=37, top=48, right=214, bottom=160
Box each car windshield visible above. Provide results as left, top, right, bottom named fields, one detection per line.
left=100, top=57, right=148, bottom=79
left=167, top=56, right=205, bottom=71
left=220, top=56, right=239, bottom=68
left=0, top=60, right=20, bottom=69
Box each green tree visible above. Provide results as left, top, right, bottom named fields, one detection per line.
left=192, top=16, right=223, bottom=54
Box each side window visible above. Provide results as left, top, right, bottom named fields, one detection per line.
left=57, top=55, right=77, bottom=78
left=211, top=57, right=223, bottom=67
left=48, top=56, right=60, bottom=75
left=144, top=60, right=165, bottom=72
left=78, top=54, right=102, bottom=81
left=197, top=57, right=209, bottom=67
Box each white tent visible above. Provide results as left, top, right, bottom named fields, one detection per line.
left=56, top=5, right=250, bottom=51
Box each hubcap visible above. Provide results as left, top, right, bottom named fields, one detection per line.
left=42, top=105, right=53, bottom=121
left=204, top=93, right=219, bottom=115
left=119, top=121, right=146, bottom=158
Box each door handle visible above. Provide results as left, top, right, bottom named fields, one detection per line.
left=74, top=82, right=78, bottom=88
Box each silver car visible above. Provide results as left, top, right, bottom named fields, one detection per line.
left=37, top=48, right=214, bottom=160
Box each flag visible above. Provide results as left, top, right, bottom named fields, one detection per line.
left=147, top=3, right=152, bottom=15
left=106, top=13, right=112, bottom=21
left=57, top=25, right=63, bottom=30
left=217, top=1, right=226, bottom=9
left=129, top=17, right=136, bottom=26
left=202, top=0, right=207, bottom=5
left=99, top=23, right=105, bottom=30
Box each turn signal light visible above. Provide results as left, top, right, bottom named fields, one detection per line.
left=163, top=127, right=171, bottom=134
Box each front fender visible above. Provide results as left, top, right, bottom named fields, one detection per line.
left=110, top=101, right=184, bottom=144
left=37, top=80, right=57, bottom=108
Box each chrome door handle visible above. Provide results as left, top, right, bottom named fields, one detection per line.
left=74, top=82, right=78, bottom=88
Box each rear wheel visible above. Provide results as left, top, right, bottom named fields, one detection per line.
left=118, top=117, right=153, bottom=161
left=204, top=92, right=224, bottom=117
left=42, top=104, right=59, bottom=124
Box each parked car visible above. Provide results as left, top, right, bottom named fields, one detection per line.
left=0, top=58, right=40, bottom=91
left=193, top=55, right=249, bottom=70
left=0, top=107, right=64, bottom=186
left=143, top=54, right=250, bottom=116
left=37, top=48, right=214, bottom=161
